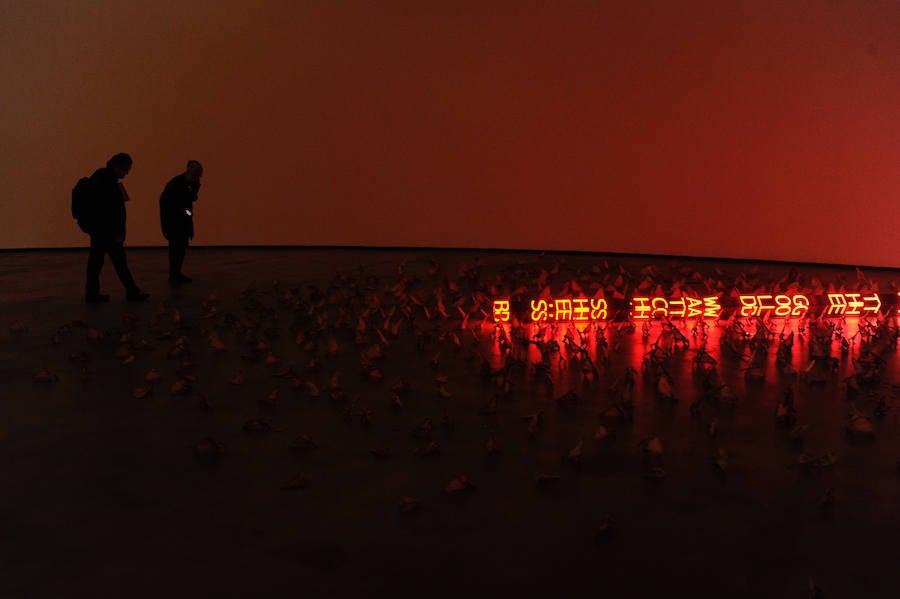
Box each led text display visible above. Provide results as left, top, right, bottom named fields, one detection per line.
left=491, top=292, right=897, bottom=323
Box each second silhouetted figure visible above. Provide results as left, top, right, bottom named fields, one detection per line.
left=160, top=160, right=203, bottom=285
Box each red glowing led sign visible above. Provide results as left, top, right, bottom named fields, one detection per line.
left=490, top=292, right=897, bottom=323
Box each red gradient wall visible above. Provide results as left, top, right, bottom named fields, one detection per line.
left=2, top=1, right=899, bottom=266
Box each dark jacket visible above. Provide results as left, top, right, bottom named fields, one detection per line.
left=88, top=167, right=128, bottom=238
left=160, top=174, right=199, bottom=240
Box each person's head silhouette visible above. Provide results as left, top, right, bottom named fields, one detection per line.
left=107, top=153, right=133, bottom=180
left=185, top=160, right=203, bottom=183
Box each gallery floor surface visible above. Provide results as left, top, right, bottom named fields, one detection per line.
left=2, top=247, right=899, bottom=598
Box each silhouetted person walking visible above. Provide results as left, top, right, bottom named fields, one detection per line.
left=84, top=153, right=149, bottom=303
left=160, top=160, right=203, bottom=285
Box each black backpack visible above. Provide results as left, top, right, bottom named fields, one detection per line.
left=71, top=176, right=95, bottom=233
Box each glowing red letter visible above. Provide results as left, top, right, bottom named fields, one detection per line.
left=651, top=297, right=669, bottom=319
left=631, top=297, right=651, bottom=320
left=493, top=300, right=510, bottom=322
left=686, top=297, right=703, bottom=318
left=531, top=299, right=548, bottom=322
left=845, top=293, right=863, bottom=315
left=555, top=299, right=573, bottom=321
left=573, top=298, right=589, bottom=321
left=826, top=294, right=846, bottom=316
left=739, top=295, right=757, bottom=317
left=791, top=295, right=810, bottom=317
left=590, top=298, right=608, bottom=320
left=703, top=296, right=722, bottom=319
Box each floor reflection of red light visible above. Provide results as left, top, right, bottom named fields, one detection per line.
left=474, top=312, right=900, bottom=413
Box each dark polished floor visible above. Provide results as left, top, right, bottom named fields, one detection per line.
left=1, top=247, right=898, bottom=598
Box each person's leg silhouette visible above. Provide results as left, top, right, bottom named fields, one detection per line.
left=85, top=236, right=109, bottom=303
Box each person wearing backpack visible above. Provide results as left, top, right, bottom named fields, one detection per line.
left=159, top=160, right=203, bottom=285
left=83, top=153, right=150, bottom=303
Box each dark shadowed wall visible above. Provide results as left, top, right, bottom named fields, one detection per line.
left=3, top=1, right=899, bottom=266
